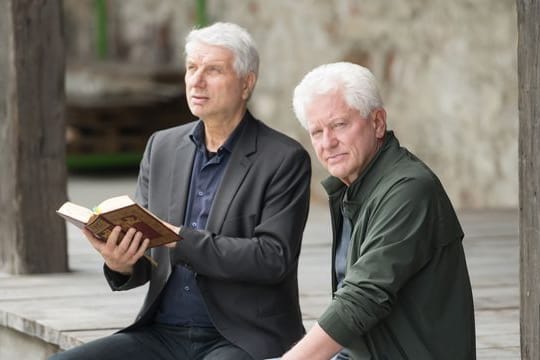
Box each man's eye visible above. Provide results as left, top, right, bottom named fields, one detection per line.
left=310, top=130, right=322, bottom=137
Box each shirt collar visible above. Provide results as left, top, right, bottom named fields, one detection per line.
left=189, top=115, right=247, bottom=154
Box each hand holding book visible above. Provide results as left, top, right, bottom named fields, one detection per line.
left=83, top=225, right=151, bottom=275
left=57, top=195, right=181, bottom=247
left=57, top=195, right=182, bottom=268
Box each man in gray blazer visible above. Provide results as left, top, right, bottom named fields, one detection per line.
left=50, top=22, right=311, bottom=360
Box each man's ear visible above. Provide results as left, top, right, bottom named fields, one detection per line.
left=372, top=108, right=387, bottom=138
left=242, top=72, right=257, bottom=100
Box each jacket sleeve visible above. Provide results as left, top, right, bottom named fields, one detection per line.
left=172, top=146, right=311, bottom=285
left=318, top=176, right=453, bottom=346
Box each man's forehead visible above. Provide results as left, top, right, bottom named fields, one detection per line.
left=185, top=43, right=234, bottom=63
left=307, top=92, right=351, bottom=115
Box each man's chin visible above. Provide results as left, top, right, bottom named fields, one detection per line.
left=190, top=109, right=208, bottom=119
left=327, top=163, right=343, bottom=174
left=328, top=168, right=353, bottom=184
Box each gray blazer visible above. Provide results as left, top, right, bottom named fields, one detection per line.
left=105, top=112, right=311, bottom=359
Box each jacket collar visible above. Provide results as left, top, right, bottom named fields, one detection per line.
left=168, top=111, right=257, bottom=229
left=205, top=111, right=258, bottom=231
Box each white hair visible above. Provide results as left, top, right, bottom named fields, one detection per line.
left=293, top=62, right=383, bottom=129
left=185, top=22, right=259, bottom=78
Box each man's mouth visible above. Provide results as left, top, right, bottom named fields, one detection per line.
left=191, top=95, right=209, bottom=104
left=326, top=153, right=347, bottom=163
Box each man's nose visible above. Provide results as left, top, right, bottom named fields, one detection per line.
left=322, top=130, right=338, bottom=148
left=189, top=70, right=205, bottom=87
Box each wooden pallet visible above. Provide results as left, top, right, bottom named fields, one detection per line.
left=65, top=62, right=195, bottom=156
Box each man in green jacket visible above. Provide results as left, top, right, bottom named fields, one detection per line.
left=282, top=62, right=476, bottom=359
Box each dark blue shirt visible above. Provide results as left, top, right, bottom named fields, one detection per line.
left=155, top=119, right=244, bottom=327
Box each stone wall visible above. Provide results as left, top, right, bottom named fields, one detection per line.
left=63, top=0, right=518, bottom=208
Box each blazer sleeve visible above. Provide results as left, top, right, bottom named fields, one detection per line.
left=172, top=146, right=311, bottom=285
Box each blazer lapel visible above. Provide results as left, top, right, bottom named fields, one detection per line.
left=168, top=131, right=196, bottom=225
left=206, top=114, right=258, bottom=232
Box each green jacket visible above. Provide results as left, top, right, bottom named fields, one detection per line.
left=318, top=131, right=476, bottom=359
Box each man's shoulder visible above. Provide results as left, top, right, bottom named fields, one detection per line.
left=370, top=149, right=447, bottom=204
left=251, top=117, right=307, bottom=153
left=150, top=121, right=198, bottom=143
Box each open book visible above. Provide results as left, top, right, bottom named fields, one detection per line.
left=56, top=195, right=180, bottom=248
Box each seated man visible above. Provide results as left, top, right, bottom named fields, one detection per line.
left=282, top=62, right=476, bottom=359
left=50, top=22, right=311, bottom=360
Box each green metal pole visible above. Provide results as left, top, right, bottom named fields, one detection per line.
left=95, top=0, right=108, bottom=59
left=196, top=0, right=207, bottom=27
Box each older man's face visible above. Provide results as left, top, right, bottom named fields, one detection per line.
left=185, top=43, right=252, bottom=123
left=306, top=90, right=386, bottom=186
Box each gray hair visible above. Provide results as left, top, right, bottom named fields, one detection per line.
left=185, top=22, right=259, bottom=78
left=292, top=62, right=383, bottom=129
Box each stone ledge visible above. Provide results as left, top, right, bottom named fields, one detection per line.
left=0, top=201, right=522, bottom=359
left=0, top=269, right=146, bottom=353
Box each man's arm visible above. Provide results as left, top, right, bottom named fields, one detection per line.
left=172, top=146, right=311, bottom=284
left=316, top=177, right=443, bottom=347
left=282, top=323, right=342, bottom=360
left=132, top=124, right=311, bottom=284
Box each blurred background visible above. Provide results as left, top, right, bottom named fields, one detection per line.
left=62, top=0, right=517, bottom=209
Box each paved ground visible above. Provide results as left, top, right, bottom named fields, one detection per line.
left=0, top=174, right=520, bottom=358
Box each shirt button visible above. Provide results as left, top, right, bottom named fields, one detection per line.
left=191, top=222, right=197, bottom=228
left=184, top=286, right=190, bottom=291
left=198, top=191, right=204, bottom=196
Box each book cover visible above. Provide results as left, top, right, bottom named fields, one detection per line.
left=57, top=195, right=180, bottom=248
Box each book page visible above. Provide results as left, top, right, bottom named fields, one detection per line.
left=95, top=195, right=135, bottom=213
left=56, top=202, right=93, bottom=223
